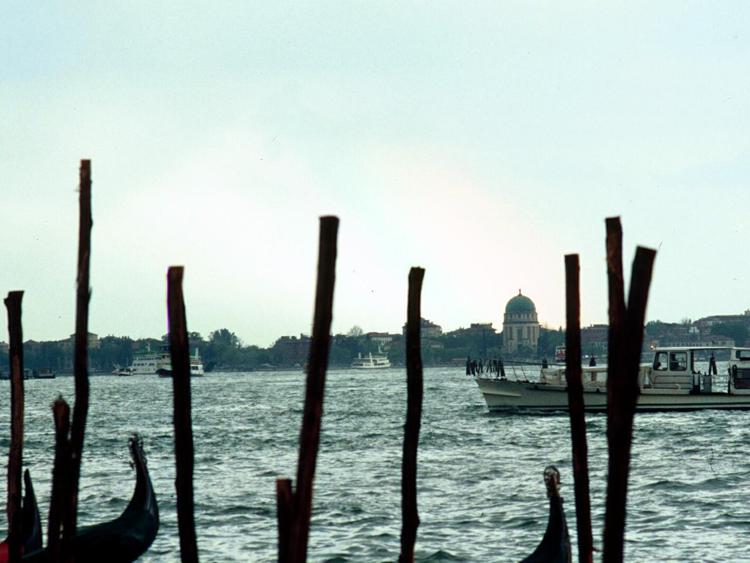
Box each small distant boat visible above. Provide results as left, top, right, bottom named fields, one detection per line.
left=23, top=435, right=159, bottom=563
left=122, top=345, right=204, bottom=377
left=1, top=369, right=55, bottom=380
left=0, top=470, right=43, bottom=561
left=157, top=348, right=205, bottom=377
left=351, top=352, right=391, bottom=369
left=33, top=368, right=56, bottom=379
left=519, top=466, right=571, bottom=563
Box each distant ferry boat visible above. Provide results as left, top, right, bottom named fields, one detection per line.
left=118, top=345, right=205, bottom=377
left=3, top=368, right=57, bottom=380
left=351, top=353, right=391, bottom=369
left=21, top=368, right=56, bottom=379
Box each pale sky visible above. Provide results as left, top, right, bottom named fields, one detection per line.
left=2, top=2, right=749, bottom=347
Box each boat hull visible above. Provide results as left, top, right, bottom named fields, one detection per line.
left=476, top=377, right=750, bottom=413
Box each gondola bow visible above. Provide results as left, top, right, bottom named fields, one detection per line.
left=24, top=435, right=159, bottom=563
left=519, top=465, right=572, bottom=563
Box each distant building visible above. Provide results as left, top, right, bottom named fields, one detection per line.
left=272, top=334, right=311, bottom=365
left=64, top=332, right=100, bottom=350
left=581, top=324, right=608, bottom=352
left=502, top=290, right=540, bottom=354
left=365, top=332, right=393, bottom=346
left=402, top=318, right=443, bottom=339
left=695, top=313, right=750, bottom=331
left=469, top=323, right=496, bottom=334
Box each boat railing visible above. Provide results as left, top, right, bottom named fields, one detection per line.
left=471, top=359, right=545, bottom=383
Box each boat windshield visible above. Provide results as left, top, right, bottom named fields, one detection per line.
left=653, top=350, right=688, bottom=371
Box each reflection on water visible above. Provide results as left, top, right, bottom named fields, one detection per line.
left=1, top=368, right=749, bottom=561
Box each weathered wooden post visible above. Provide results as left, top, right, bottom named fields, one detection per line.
left=5, top=291, right=25, bottom=563
left=47, top=397, right=72, bottom=560
left=277, top=216, right=338, bottom=563
left=399, top=267, right=425, bottom=563
left=168, top=266, right=200, bottom=563
left=60, top=158, right=93, bottom=561
left=602, top=217, right=656, bottom=563
left=564, top=255, right=593, bottom=563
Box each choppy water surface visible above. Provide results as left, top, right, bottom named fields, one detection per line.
left=1, top=368, right=749, bottom=561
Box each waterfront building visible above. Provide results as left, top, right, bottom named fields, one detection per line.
left=502, top=290, right=540, bottom=355
left=402, top=318, right=443, bottom=339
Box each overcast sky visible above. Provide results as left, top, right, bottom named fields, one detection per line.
left=2, top=2, right=749, bottom=347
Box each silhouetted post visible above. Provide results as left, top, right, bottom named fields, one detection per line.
left=5, top=291, right=24, bottom=563
left=168, top=266, right=199, bottom=563
left=603, top=217, right=656, bottom=563
left=64, top=159, right=93, bottom=559
left=399, top=267, right=424, bottom=563
left=276, top=216, right=338, bottom=563
left=48, top=398, right=72, bottom=561
left=276, top=479, right=293, bottom=562
left=564, top=255, right=592, bottom=563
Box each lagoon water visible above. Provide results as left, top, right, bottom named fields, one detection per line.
left=2, top=368, right=750, bottom=562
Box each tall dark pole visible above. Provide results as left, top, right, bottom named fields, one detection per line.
left=168, top=266, right=199, bottom=563
left=292, top=216, right=338, bottom=562
left=65, top=159, right=92, bottom=558
left=399, top=267, right=425, bottom=563
left=277, top=216, right=338, bottom=563
left=5, top=291, right=24, bottom=563
left=564, top=255, right=593, bottom=563
left=603, top=217, right=656, bottom=563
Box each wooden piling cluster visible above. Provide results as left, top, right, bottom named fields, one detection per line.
left=1, top=162, right=94, bottom=563
left=2, top=159, right=663, bottom=562
left=3, top=161, right=158, bottom=563
left=2, top=161, right=429, bottom=562
left=562, top=217, right=656, bottom=563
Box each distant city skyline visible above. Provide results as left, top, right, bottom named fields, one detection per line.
left=4, top=302, right=749, bottom=350
left=3, top=3, right=750, bottom=347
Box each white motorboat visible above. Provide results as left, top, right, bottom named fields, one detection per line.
left=476, top=346, right=750, bottom=413
left=351, top=352, right=391, bottom=369
left=124, top=345, right=205, bottom=376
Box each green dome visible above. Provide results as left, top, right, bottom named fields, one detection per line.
left=505, top=291, right=536, bottom=314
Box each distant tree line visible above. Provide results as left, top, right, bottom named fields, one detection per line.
left=1, top=326, right=567, bottom=373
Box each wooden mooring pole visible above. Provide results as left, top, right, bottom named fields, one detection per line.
left=277, top=216, right=338, bottom=563
left=5, top=291, right=25, bottom=563
left=47, top=397, right=72, bottom=561
left=602, top=217, right=656, bottom=563
left=168, top=266, right=200, bottom=563
left=564, top=255, right=593, bottom=563
left=61, top=159, right=93, bottom=561
left=399, top=267, right=425, bottom=563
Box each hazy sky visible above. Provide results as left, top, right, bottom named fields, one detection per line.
left=2, top=2, right=749, bottom=347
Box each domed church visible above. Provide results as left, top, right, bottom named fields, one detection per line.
left=502, top=290, right=540, bottom=354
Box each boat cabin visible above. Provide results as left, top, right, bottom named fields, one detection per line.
left=648, top=346, right=750, bottom=394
